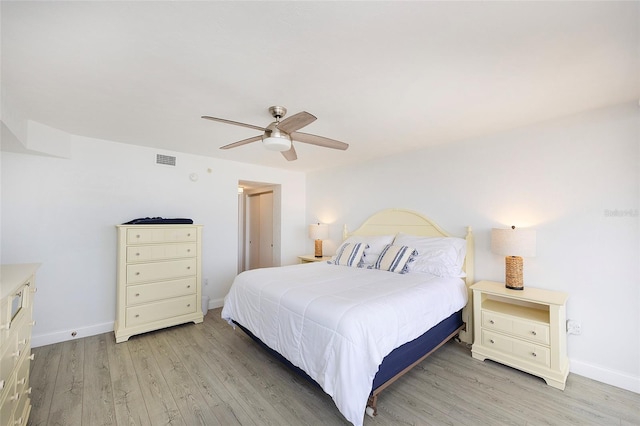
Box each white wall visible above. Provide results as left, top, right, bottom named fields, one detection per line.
left=1, top=135, right=306, bottom=346
left=306, top=102, right=639, bottom=393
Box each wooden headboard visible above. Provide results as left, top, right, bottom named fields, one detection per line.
left=344, top=208, right=474, bottom=344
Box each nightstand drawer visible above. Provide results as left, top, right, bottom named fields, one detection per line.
left=482, top=310, right=549, bottom=345
left=482, top=311, right=512, bottom=333
left=481, top=330, right=513, bottom=353
left=513, top=340, right=550, bottom=367
left=512, top=320, right=549, bottom=345
left=482, top=330, right=550, bottom=367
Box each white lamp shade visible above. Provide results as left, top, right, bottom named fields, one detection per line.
left=308, top=223, right=329, bottom=240
left=491, top=227, right=536, bottom=257
left=262, top=135, right=291, bottom=151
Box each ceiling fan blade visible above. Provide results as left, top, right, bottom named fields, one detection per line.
left=220, top=135, right=263, bottom=150
left=202, top=116, right=266, bottom=132
left=291, top=132, right=349, bottom=150
left=281, top=144, right=297, bottom=161
left=277, top=111, right=317, bottom=134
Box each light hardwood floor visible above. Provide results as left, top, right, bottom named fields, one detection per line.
left=29, top=308, right=639, bottom=426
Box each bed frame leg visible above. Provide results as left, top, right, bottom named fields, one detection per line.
left=366, top=395, right=378, bottom=417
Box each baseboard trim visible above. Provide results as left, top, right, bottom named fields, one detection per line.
left=210, top=297, right=224, bottom=309
left=33, top=305, right=637, bottom=395
left=32, top=321, right=114, bottom=348
left=570, top=359, right=640, bottom=394
left=33, top=298, right=226, bottom=348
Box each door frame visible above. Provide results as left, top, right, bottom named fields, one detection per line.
left=238, top=181, right=282, bottom=273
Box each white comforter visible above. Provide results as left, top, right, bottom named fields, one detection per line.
left=221, top=262, right=467, bottom=426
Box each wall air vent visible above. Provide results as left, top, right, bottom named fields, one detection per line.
left=156, top=154, right=176, bottom=166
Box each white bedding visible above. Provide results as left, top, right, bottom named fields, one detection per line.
left=221, top=262, right=468, bottom=426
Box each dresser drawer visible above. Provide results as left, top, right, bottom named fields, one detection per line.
left=126, top=259, right=196, bottom=284
left=15, top=350, right=30, bottom=395
left=127, top=278, right=197, bottom=305
left=126, top=294, right=197, bottom=327
left=126, top=243, right=196, bottom=263
left=127, top=227, right=197, bottom=244
left=0, top=333, right=18, bottom=389
left=482, top=310, right=549, bottom=345
left=0, top=382, right=14, bottom=426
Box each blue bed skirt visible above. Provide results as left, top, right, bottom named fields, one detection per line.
left=233, top=308, right=464, bottom=395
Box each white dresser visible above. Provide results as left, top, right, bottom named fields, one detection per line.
left=115, top=225, right=203, bottom=343
left=0, top=263, right=39, bottom=426
left=471, top=280, right=569, bottom=390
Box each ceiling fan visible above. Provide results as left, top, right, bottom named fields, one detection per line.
left=201, top=106, right=349, bottom=161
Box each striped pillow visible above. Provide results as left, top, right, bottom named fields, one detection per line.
left=372, top=244, right=416, bottom=273
left=329, top=242, right=367, bottom=267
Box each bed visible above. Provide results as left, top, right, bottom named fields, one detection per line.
left=221, top=209, right=474, bottom=426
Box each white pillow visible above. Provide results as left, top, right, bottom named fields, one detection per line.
left=371, top=244, right=416, bottom=274
left=342, top=235, right=395, bottom=267
left=329, top=242, right=367, bottom=267
left=393, top=233, right=467, bottom=277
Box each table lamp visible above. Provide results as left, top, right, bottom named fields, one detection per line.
left=491, top=226, right=536, bottom=290
left=308, top=223, right=329, bottom=258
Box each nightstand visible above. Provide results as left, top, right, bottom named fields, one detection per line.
left=471, top=280, right=569, bottom=390
left=298, top=254, right=332, bottom=264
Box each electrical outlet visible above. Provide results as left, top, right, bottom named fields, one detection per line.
left=567, top=320, right=582, bottom=335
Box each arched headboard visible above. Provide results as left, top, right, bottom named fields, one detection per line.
left=343, top=208, right=474, bottom=343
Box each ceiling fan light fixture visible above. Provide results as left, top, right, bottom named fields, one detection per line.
left=262, top=134, right=291, bottom=151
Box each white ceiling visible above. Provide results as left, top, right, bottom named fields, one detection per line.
left=2, top=1, right=638, bottom=172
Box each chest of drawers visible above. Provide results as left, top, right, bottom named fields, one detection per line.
left=115, top=225, right=203, bottom=343
left=471, top=280, right=569, bottom=390
left=0, top=263, right=39, bottom=426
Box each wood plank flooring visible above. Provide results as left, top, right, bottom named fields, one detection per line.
left=29, top=308, right=640, bottom=425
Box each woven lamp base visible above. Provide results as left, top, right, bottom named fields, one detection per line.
left=314, top=239, right=323, bottom=258
left=505, top=256, right=524, bottom=290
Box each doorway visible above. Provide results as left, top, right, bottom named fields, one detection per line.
left=238, top=181, right=282, bottom=273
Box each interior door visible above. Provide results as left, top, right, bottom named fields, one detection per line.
left=246, top=191, right=274, bottom=270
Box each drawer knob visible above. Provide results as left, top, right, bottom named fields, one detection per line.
left=135, top=272, right=140, bottom=276
left=0, top=379, right=4, bottom=390
left=187, top=233, right=191, bottom=237
left=17, top=377, right=26, bottom=385
left=187, top=285, right=191, bottom=288
left=19, top=338, right=27, bottom=345
left=135, top=293, right=140, bottom=297
left=187, top=249, right=191, bottom=252
left=187, top=266, right=191, bottom=270
left=135, top=314, right=140, bottom=318
left=531, top=352, right=537, bottom=357
left=30, top=321, right=36, bottom=326
left=9, top=392, right=19, bottom=401
left=13, top=350, right=21, bottom=358
left=187, top=304, right=191, bottom=307
left=26, top=387, right=32, bottom=394
left=28, top=354, right=35, bottom=361
left=136, top=234, right=141, bottom=238
left=136, top=253, right=140, bottom=256
left=489, top=320, right=495, bottom=324
left=531, top=331, right=537, bottom=336
left=490, top=339, right=495, bottom=344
